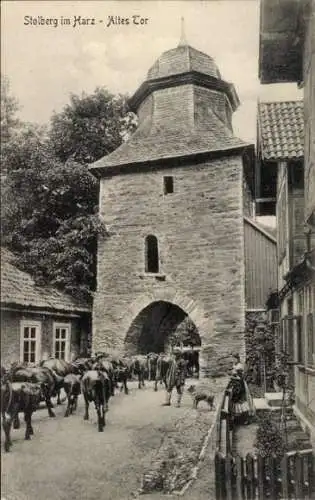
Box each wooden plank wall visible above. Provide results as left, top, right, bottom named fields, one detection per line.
left=244, top=218, right=277, bottom=310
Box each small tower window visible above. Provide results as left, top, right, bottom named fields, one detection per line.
left=145, top=235, right=159, bottom=273
left=163, top=176, right=174, bottom=195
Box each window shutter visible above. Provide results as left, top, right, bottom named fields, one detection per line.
left=307, top=313, right=314, bottom=366
left=295, top=316, right=304, bottom=364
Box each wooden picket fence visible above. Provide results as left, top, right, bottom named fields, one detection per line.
left=214, top=385, right=315, bottom=499
left=215, top=449, right=315, bottom=500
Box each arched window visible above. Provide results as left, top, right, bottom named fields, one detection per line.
left=145, top=235, right=159, bottom=273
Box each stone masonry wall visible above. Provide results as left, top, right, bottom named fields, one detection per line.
left=93, top=154, right=246, bottom=372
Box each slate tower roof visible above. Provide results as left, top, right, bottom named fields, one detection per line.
left=146, top=44, right=222, bottom=81
left=91, top=36, right=248, bottom=176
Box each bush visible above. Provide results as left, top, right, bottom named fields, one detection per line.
left=254, top=415, right=286, bottom=458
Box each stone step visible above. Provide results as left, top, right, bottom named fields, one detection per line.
left=254, top=398, right=293, bottom=415
left=265, top=392, right=289, bottom=407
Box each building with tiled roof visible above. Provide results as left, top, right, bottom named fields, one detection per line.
left=90, top=30, right=263, bottom=376
left=256, top=100, right=304, bottom=217
left=1, top=248, right=91, bottom=366
left=259, top=0, right=315, bottom=444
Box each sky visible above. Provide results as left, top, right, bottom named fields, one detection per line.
left=2, top=0, right=303, bottom=146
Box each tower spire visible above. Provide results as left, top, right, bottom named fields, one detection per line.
left=178, top=17, right=188, bottom=47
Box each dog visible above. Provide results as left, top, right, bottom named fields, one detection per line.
left=187, top=384, right=215, bottom=410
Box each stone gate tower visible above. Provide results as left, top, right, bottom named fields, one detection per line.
left=90, top=37, right=253, bottom=374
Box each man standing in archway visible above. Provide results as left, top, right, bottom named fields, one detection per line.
left=162, top=347, right=187, bottom=408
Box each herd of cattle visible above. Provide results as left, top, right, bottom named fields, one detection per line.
left=1, top=350, right=200, bottom=452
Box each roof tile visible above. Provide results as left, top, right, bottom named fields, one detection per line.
left=258, top=101, right=304, bottom=160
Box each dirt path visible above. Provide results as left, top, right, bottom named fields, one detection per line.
left=1, top=380, right=219, bottom=500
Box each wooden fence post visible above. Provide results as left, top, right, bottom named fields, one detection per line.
left=225, top=453, right=233, bottom=500
left=215, top=451, right=227, bottom=500
left=257, top=454, right=266, bottom=500
left=235, top=455, right=245, bottom=500
left=269, top=455, right=278, bottom=500
left=306, top=451, right=314, bottom=498
left=215, top=451, right=222, bottom=500
left=294, top=452, right=304, bottom=500
left=245, top=453, right=256, bottom=500
left=281, top=453, right=290, bottom=499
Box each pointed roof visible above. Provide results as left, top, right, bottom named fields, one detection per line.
left=146, top=44, right=221, bottom=81
left=91, top=116, right=249, bottom=173
left=90, top=38, right=248, bottom=176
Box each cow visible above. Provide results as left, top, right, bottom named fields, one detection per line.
left=63, top=373, right=81, bottom=417
left=1, top=380, right=41, bottom=452
left=40, top=358, right=81, bottom=404
left=11, top=365, right=62, bottom=418
left=92, top=356, right=116, bottom=397
left=1, top=365, right=7, bottom=381
left=72, top=357, right=93, bottom=374
left=81, top=370, right=111, bottom=432
left=131, top=355, right=148, bottom=389
left=147, top=353, right=159, bottom=381
left=183, top=349, right=200, bottom=379
left=154, top=354, right=174, bottom=391
left=111, top=356, right=130, bottom=395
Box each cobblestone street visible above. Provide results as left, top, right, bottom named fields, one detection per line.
left=1, top=381, right=219, bottom=500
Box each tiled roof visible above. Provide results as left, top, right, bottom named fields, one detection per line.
left=1, top=248, right=91, bottom=313
left=258, top=101, right=304, bottom=160
left=147, top=45, right=221, bottom=81
left=90, top=111, right=248, bottom=172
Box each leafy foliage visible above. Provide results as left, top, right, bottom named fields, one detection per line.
left=1, top=83, right=136, bottom=301
left=245, top=318, right=276, bottom=388
left=1, top=76, right=21, bottom=175
left=255, top=414, right=286, bottom=458
left=169, top=317, right=201, bottom=347
left=49, top=87, right=137, bottom=164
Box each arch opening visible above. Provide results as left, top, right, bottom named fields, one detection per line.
left=124, top=300, right=201, bottom=355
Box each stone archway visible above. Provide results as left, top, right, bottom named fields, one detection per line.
left=124, top=301, right=201, bottom=354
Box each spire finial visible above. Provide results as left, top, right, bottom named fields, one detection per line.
left=178, top=16, right=187, bottom=47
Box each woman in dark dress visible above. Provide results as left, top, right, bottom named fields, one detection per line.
left=228, top=355, right=255, bottom=425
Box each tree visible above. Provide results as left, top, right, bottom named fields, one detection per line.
left=1, top=86, right=137, bottom=301
left=1, top=123, right=106, bottom=300
left=245, top=320, right=276, bottom=388
left=1, top=76, right=21, bottom=175
left=49, top=87, right=137, bottom=164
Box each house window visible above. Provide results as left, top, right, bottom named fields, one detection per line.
left=53, top=323, right=70, bottom=361
left=145, top=235, right=159, bottom=273
left=163, top=176, right=174, bottom=195
left=20, top=321, right=41, bottom=364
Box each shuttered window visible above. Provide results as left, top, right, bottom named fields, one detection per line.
left=307, top=313, right=314, bottom=366
left=295, top=316, right=304, bottom=364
